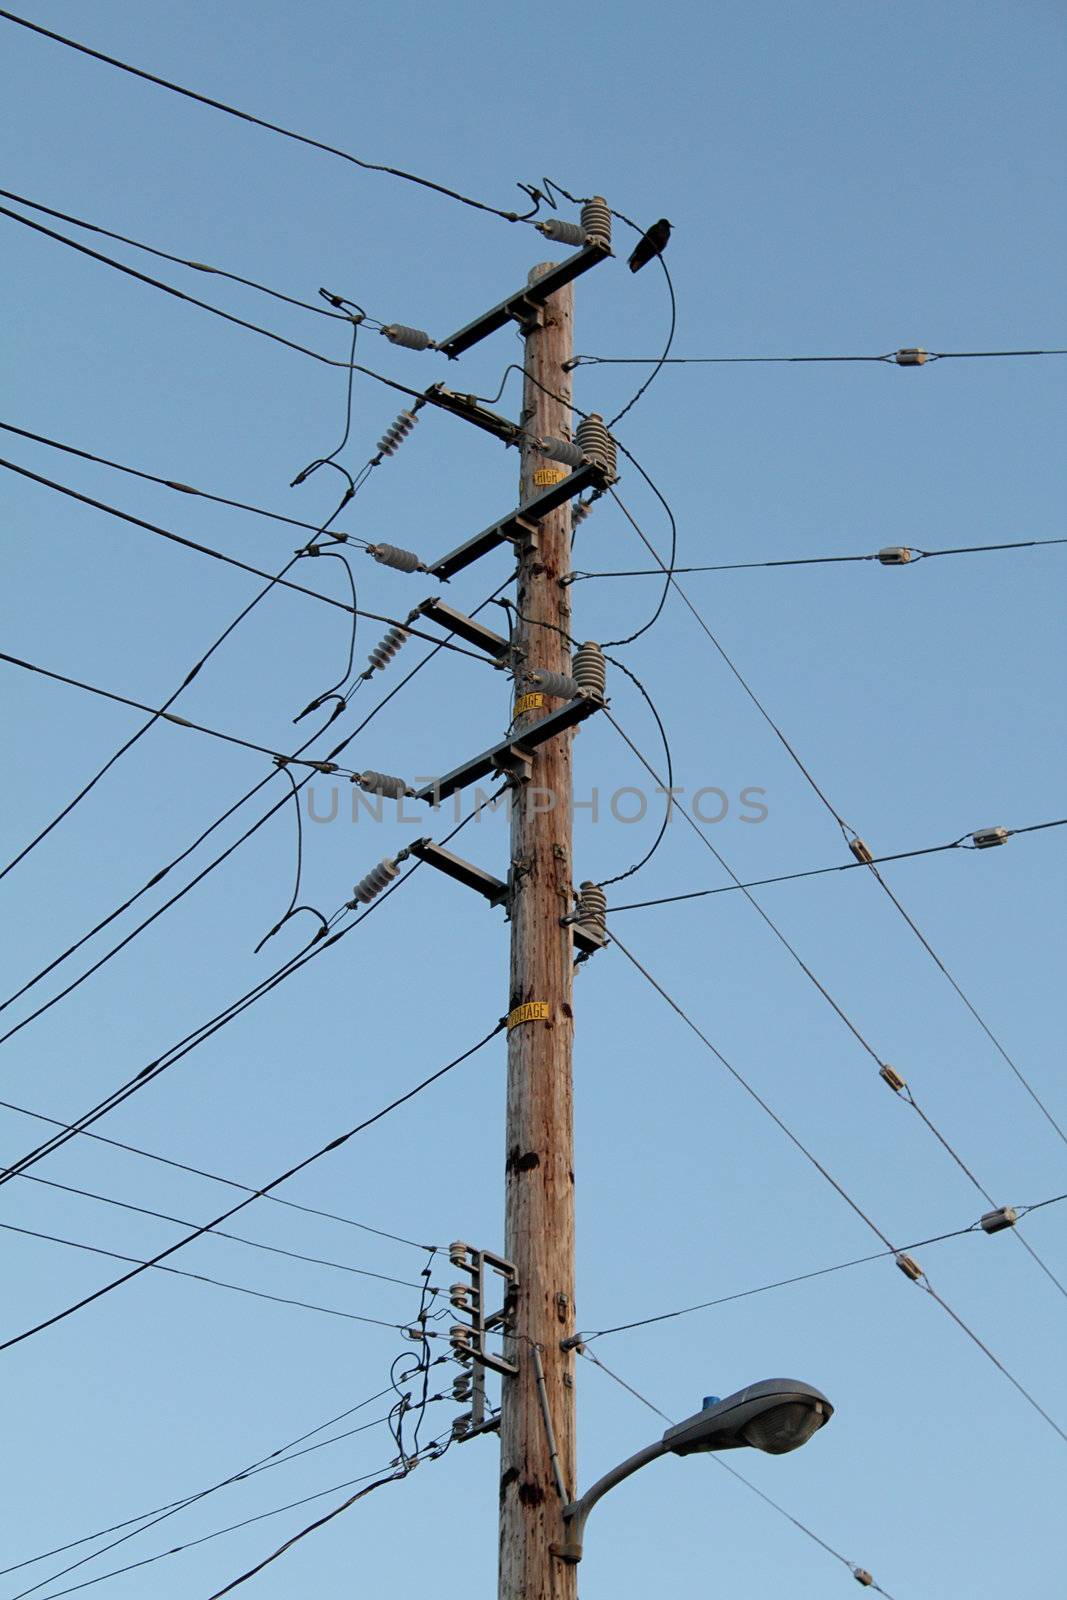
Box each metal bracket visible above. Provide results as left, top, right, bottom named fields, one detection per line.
left=428, top=460, right=610, bottom=582
left=449, top=1242, right=519, bottom=1376
left=420, top=383, right=523, bottom=447
left=436, top=238, right=612, bottom=360
left=414, top=597, right=510, bottom=659
left=408, top=839, right=604, bottom=958
left=491, top=745, right=534, bottom=785
left=414, top=693, right=604, bottom=804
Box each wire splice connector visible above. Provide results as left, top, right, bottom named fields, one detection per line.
left=536, top=217, right=587, bottom=247
left=574, top=414, right=617, bottom=480
left=381, top=325, right=436, bottom=351
left=895, top=1253, right=923, bottom=1282
left=980, top=1206, right=1018, bottom=1234
left=879, top=1063, right=907, bottom=1093
left=853, top=1571, right=875, bottom=1587
left=368, top=542, right=426, bottom=574
left=848, top=836, right=875, bottom=864
left=580, top=197, right=612, bottom=248
left=350, top=855, right=401, bottom=905
left=572, top=641, right=606, bottom=699
left=972, top=826, right=1009, bottom=849
left=893, top=347, right=929, bottom=365
left=877, top=546, right=913, bottom=564
left=365, top=624, right=410, bottom=675
left=377, top=409, right=419, bottom=456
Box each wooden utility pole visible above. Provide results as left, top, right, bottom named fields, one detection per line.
left=498, top=266, right=578, bottom=1600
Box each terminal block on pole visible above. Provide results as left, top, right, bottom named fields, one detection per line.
left=448, top=1241, right=519, bottom=1378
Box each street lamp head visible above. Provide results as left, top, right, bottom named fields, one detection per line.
left=661, top=1379, right=833, bottom=1458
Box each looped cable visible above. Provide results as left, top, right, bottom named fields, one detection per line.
left=253, top=904, right=330, bottom=957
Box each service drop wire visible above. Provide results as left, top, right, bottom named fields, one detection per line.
left=0, top=1002, right=507, bottom=1352
left=0, top=457, right=357, bottom=886
left=0, top=578, right=513, bottom=1039
left=0, top=794, right=495, bottom=1195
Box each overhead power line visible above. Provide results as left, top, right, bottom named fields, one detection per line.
left=0, top=1220, right=410, bottom=1333
left=0, top=1014, right=505, bottom=1351
left=0, top=419, right=362, bottom=540
left=605, top=817, right=1067, bottom=910
left=608, top=929, right=1067, bottom=1445
left=569, top=346, right=1067, bottom=366
left=0, top=10, right=544, bottom=226
left=581, top=1347, right=900, bottom=1598
left=577, top=1191, right=1067, bottom=1341
left=0, top=186, right=358, bottom=323
left=0, top=1099, right=434, bottom=1251
left=570, top=535, right=1067, bottom=580
left=0, top=1384, right=399, bottom=1583
left=14, top=1170, right=428, bottom=1290
left=606, top=478, right=1067, bottom=1154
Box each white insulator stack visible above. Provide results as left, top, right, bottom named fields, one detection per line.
left=536, top=217, right=587, bottom=247
left=368, top=543, right=425, bottom=573
left=580, top=196, right=612, bottom=247
left=365, top=625, right=409, bottom=675
left=572, top=641, right=606, bottom=699
left=574, top=413, right=618, bottom=479
left=377, top=410, right=419, bottom=456
left=538, top=435, right=584, bottom=468
left=571, top=497, right=594, bottom=529
left=351, top=856, right=400, bottom=905
left=381, top=325, right=436, bottom=351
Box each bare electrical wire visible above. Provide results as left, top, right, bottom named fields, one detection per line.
left=0, top=10, right=544, bottom=225
left=581, top=1347, right=899, bottom=1597
left=570, top=534, right=1067, bottom=580
left=570, top=347, right=1067, bottom=365
left=607, top=929, right=1067, bottom=1445
left=0, top=1012, right=506, bottom=1351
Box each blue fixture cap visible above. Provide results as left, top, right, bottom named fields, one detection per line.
left=701, top=1395, right=722, bottom=1410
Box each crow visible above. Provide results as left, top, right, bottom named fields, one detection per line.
left=628, top=218, right=672, bottom=273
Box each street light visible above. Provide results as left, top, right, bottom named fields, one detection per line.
left=552, top=1378, right=833, bottom=1564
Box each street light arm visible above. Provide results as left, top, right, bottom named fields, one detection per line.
left=555, top=1439, right=669, bottom=1563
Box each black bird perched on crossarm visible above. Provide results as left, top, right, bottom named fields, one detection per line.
left=628, top=218, right=672, bottom=272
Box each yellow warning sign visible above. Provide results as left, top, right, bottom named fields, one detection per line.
left=533, top=467, right=567, bottom=486
left=513, top=692, right=545, bottom=716
left=507, top=1001, right=550, bottom=1030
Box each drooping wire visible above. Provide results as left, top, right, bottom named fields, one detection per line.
left=607, top=254, right=677, bottom=429
left=0, top=579, right=511, bottom=1031
left=0, top=582, right=512, bottom=1043
left=0, top=10, right=545, bottom=226
left=596, top=653, right=675, bottom=889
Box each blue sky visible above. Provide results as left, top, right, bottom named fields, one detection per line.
left=1, top=2, right=1064, bottom=1597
